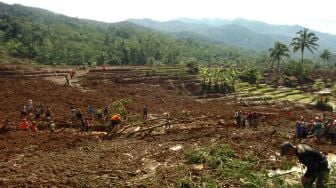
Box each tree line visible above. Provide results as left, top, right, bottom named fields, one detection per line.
left=0, top=5, right=260, bottom=67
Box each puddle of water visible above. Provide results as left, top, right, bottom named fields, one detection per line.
left=169, top=145, right=183, bottom=151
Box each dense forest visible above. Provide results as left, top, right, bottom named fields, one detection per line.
left=0, top=1, right=335, bottom=80
left=0, top=2, right=264, bottom=66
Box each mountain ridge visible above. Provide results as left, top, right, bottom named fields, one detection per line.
left=128, top=18, right=336, bottom=52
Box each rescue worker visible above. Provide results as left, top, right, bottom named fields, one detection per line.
left=71, top=108, right=77, bottom=124
left=20, top=119, right=29, bottom=130
left=164, top=112, right=171, bottom=129
left=103, top=106, right=109, bottom=119
left=76, top=109, right=83, bottom=120
left=49, top=120, right=56, bottom=133
left=87, top=106, right=95, bottom=119
left=27, top=99, right=33, bottom=114
left=64, top=75, right=70, bottom=86
left=31, top=121, right=37, bottom=132
left=45, top=107, right=51, bottom=119
left=329, top=120, right=336, bottom=145
left=81, top=118, right=89, bottom=132
left=295, top=121, right=304, bottom=141
left=280, top=141, right=329, bottom=187
left=20, top=105, right=28, bottom=118
left=34, top=106, right=42, bottom=120
left=234, top=110, right=241, bottom=127
left=143, top=104, right=148, bottom=120
left=108, top=114, right=122, bottom=133
left=96, top=108, right=103, bottom=120
left=314, top=117, right=324, bottom=142
left=70, top=70, right=76, bottom=79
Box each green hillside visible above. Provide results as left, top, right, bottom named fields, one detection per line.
left=0, top=2, right=259, bottom=66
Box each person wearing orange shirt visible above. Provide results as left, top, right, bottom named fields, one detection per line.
left=108, top=114, right=122, bottom=133
left=20, top=119, right=29, bottom=130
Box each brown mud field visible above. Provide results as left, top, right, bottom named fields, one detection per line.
left=0, top=64, right=335, bottom=187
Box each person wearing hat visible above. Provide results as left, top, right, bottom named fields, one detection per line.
left=280, top=141, right=329, bottom=187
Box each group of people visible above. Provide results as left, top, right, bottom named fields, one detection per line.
left=70, top=106, right=110, bottom=132
left=295, top=116, right=336, bottom=144
left=19, top=100, right=150, bottom=134
left=19, top=99, right=55, bottom=133
left=234, top=110, right=260, bottom=128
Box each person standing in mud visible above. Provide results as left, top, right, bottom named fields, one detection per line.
left=143, top=104, right=148, bottom=120
left=314, top=117, right=324, bottom=142
left=329, top=120, right=336, bottom=145
left=234, top=110, right=241, bottom=127
left=76, top=109, right=83, bottom=120
left=20, top=105, right=28, bottom=119
left=81, top=118, right=89, bottom=132
left=280, top=142, right=329, bottom=187
left=45, top=107, right=52, bottom=119
left=34, top=106, right=42, bottom=120
left=247, top=111, right=252, bottom=127
left=103, top=106, right=109, bottom=120
left=109, top=113, right=122, bottom=133
left=64, top=75, right=70, bottom=86
left=87, top=105, right=95, bottom=119
left=31, top=121, right=37, bottom=132
left=27, top=99, right=33, bottom=114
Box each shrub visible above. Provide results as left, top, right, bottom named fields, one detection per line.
left=185, top=148, right=208, bottom=164
left=315, top=101, right=333, bottom=112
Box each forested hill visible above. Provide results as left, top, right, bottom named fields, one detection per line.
left=0, top=2, right=261, bottom=66
left=129, top=18, right=336, bottom=52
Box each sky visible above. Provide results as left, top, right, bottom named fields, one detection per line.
left=2, top=0, right=336, bottom=35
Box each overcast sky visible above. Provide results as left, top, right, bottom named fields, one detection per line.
left=2, top=0, right=336, bottom=35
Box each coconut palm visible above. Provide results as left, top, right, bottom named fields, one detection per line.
left=320, top=49, right=332, bottom=67
left=290, top=28, right=319, bottom=83
left=269, top=41, right=290, bottom=88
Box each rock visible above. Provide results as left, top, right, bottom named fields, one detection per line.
left=218, top=119, right=225, bottom=126
left=191, top=164, right=204, bottom=170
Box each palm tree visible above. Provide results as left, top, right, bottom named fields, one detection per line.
left=269, top=41, right=289, bottom=88
left=320, top=49, right=332, bottom=67
left=290, top=28, right=319, bottom=83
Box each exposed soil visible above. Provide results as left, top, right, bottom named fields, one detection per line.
left=0, top=64, right=335, bottom=187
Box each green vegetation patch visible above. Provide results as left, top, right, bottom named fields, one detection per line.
left=184, top=144, right=270, bottom=187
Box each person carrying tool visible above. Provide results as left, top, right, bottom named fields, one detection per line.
left=280, top=141, right=329, bottom=187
